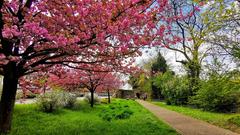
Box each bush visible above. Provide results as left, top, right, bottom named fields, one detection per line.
left=84, top=93, right=100, bottom=104
left=59, top=92, right=77, bottom=108
left=228, top=116, right=240, bottom=127
left=37, top=91, right=77, bottom=112
left=15, top=91, right=37, bottom=100
left=163, top=76, right=190, bottom=105
left=16, top=91, right=24, bottom=100
left=37, top=92, right=61, bottom=113
left=72, top=91, right=84, bottom=97
left=26, top=91, right=37, bottom=99
left=99, top=104, right=133, bottom=121
left=100, top=98, right=109, bottom=104
left=115, top=109, right=133, bottom=119
left=189, top=75, right=240, bottom=112
left=154, top=72, right=190, bottom=105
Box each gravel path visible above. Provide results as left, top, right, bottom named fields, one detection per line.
left=137, top=100, right=239, bottom=135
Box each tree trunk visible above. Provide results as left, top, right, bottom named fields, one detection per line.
left=90, top=90, right=94, bottom=108
left=188, top=63, right=200, bottom=96
left=43, top=84, right=46, bottom=94
left=107, top=89, right=111, bottom=104
left=0, top=62, right=18, bottom=134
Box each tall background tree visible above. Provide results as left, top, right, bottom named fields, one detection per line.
left=204, top=0, right=240, bottom=61
left=154, top=0, right=222, bottom=95
left=150, top=52, right=168, bottom=99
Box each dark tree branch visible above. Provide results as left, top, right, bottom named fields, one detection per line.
left=25, top=0, right=35, bottom=9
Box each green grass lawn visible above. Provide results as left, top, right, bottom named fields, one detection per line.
left=153, top=101, right=240, bottom=133
left=10, top=99, right=178, bottom=135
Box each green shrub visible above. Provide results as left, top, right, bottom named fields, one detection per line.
left=100, top=98, right=109, bottom=104
left=154, top=72, right=190, bottom=105
left=163, top=76, right=190, bottom=105
left=228, top=116, right=240, bottom=126
left=189, top=75, right=240, bottom=112
left=115, top=109, right=133, bottom=119
left=37, top=92, right=61, bottom=113
left=99, top=103, right=133, bottom=121
left=84, top=93, right=100, bottom=104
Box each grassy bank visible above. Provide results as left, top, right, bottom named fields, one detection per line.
left=153, top=102, right=240, bottom=133
left=10, top=99, right=178, bottom=135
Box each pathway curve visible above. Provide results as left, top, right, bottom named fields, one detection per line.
left=137, top=100, right=239, bottom=135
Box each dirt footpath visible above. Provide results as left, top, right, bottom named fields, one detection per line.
left=137, top=100, right=239, bottom=135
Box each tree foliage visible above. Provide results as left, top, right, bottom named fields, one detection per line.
left=189, top=73, right=240, bottom=112
left=128, top=52, right=169, bottom=98
left=204, top=1, right=240, bottom=60
left=150, top=52, right=168, bottom=99
left=153, top=71, right=190, bottom=105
